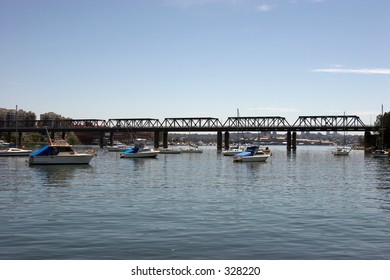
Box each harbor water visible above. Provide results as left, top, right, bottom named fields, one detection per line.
left=1, top=146, right=390, bottom=259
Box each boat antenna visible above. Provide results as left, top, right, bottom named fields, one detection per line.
left=45, top=127, right=53, bottom=145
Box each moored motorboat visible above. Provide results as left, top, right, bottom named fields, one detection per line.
left=120, top=139, right=159, bottom=158
left=159, top=148, right=181, bottom=154
left=29, top=139, right=95, bottom=165
left=233, top=146, right=270, bottom=162
left=0, top=140, right=11, bottom=148
left=0, top=147, right=32, bottom=156
left=372, top=149, right=389, bottom=158
left=222, top=145, right=244, bottom=156
left=180, top=147, right=203, bottom=153
left=106, top=143, right=132, bottom=152
left=332, top=112, right=351, bottom=156
left=332, top=146, right=351, bottom=156
left=180, top=143, right=203, bottom=153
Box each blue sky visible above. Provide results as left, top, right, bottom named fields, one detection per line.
left=1, top=0, right=389, bottom=125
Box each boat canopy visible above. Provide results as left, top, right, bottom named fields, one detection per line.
left=121, top=147, right=139, bottom=155
left=234, top=151, right=252, bottom=157
left=30, top=145, right=50, bottom=156
left=30, top=145, right=74, bottom=156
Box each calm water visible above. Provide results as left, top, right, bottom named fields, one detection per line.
left=1, top=146, right=390, bottom=260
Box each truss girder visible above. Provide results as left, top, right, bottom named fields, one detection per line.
left=0, top=115, right=374, bottom=132
left=223, top=116, right=291, bottom=129
left=108, top=118, right=161, bottom=129
left=33, top=119, right=108, bottom=129
left=161, top=118, right=222, bottom=129
left=293, top=116, right=366, bottom=129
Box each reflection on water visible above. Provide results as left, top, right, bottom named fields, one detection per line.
left=30, top=165, right=92, bottom=188
left=1, top=146, right=390, bottom=260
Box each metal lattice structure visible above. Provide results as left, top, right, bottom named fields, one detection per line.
left=160, top=118, right=222, bottom=131
left=36, top=119, right=108, bottom=129
left=0, top=115, right=376, bottom=133
left=223, top=116, right=291, bottom=130
left=107, top=119, right=161, bottom=130
left=292, top=115, right=367, bottom=131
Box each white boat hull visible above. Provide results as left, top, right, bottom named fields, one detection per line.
left=120, top=151, right=159, bottom=158
left=29, top=154, right=94, bottom=165
left=159, top=149, right=181, bottom=154
left=222, top=149, right=244, bottom=156
left=332, top=147, right=351, bottom=156
left=0, top=148, right=32, bottom=156
left=233, top=154, right=270, bottom=162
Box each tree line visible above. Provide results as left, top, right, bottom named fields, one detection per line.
left=375, top=110, right=390, bottom=148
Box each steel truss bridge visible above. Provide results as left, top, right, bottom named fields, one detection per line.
left=0, top=115, right=378, bottom=149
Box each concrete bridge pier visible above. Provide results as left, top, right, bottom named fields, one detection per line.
left=109, top=132, right=114, bottom=146
left=286, top=131, right=297, bottom=150
left=292, top=131, right=297, bottom=150
left=224, top=131, right=230, bottom=150
left=154, top=131, right=160, bottom=149
left=217, top=131, right=223, bottom=151
left=17, top=132, right=22, bottom=147
left=364, top=130, right=375, bottom=148
left=99, top=131, right=104, bottom=148
left=286, top=131, right=292, bottom=150
left=163, top=131, right=168, bottom=148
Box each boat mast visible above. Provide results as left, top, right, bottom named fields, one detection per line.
left=45, top=127, right=53, bottom=145
left=381, top=104, right=384, bottom=148
left=343, top=111, right=346, bottom=146
left=15, top=105, right=18, bottom=147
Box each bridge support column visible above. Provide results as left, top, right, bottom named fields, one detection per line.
left=292, top=131, right=297, bottom=150
left=163, top=131, right=168, bottom=148
left=50, top=131, right=55, bottom=141
left=99, top=131, right=104, bottom=148
left=224, top=131, right=230, bottom=150
left=217, top=131, right=223, bottom=151
left=154, top=131, right=160, bottom=149
left=17, top=132, right=22, bottom=147
left=286, top=131, right=292, bottom=150
left=364, top=131, right=374, bottom=149
left=109, top=132, right=114, bottom=146
left=61, top=131, right=66, bottom=139
left=7, top=132, right=11, bottom=143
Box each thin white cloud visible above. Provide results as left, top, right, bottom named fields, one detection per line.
left=313, top=68, right=390, bottom=75
left=256, top=4, right=272, bottom=12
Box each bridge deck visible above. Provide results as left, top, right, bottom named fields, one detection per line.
left=0, top=115, right=377, bottom=133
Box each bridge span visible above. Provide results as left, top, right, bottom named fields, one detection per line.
left=0, top=115, right=378, bottom=150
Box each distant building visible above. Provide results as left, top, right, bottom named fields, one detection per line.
left=0, top=107, right=36, bottom=127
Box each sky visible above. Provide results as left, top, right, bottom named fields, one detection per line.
left=1, top=0, right=389, bottom=125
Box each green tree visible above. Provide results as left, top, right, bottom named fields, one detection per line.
left=374, top=111, right=390, bottom=148
left=67, top=134, right=77, bottom=145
